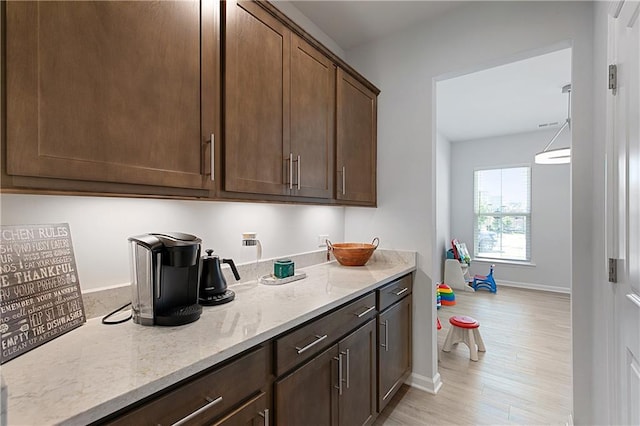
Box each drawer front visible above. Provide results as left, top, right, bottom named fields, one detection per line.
left=377, top=274, right=412, bottom=312
left=275, top=292, right=377, bottom=376
left=212, top=391, right=269, bottom=426
left=106, top=345, right=270, bottom=426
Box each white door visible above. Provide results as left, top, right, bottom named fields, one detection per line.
left=608, top=1, right=640, bottom=424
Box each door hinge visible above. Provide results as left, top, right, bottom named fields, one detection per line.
left=608, top=258, right=618, bottom=283
left=608, top=64, right=617, bottom=94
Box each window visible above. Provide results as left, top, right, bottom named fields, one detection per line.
left=474, top=166, right=531, bottom=261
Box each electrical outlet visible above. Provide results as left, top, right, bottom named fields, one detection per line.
left=317, top=234, right=329, bottom=247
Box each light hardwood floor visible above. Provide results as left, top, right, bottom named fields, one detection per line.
left=375, top=286, right=572, bottom=425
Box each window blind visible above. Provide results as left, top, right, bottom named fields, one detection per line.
left=473, top=166, right=531, bottom=261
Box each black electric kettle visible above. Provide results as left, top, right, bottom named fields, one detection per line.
left=199, top=249, right=241, bottom=306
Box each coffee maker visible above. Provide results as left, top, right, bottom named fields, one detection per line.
left=128, top=232, right=203, bottom=326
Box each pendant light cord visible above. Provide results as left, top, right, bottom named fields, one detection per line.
left=541, top=84, right=571, bottom=153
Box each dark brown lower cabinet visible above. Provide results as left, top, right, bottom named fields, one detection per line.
left=338, top=320, right=377, bottom=426
left=378, top=296, right=412, bottom=412
left=275, top=320, right=376, bottom=426
left=96, top=275, right=413, bottom=426
left=275, top=344, right=339, bottom=425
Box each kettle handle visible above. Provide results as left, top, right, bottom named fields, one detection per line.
left=222, top=258, right=241, bottom=281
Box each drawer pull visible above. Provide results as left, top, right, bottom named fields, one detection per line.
left=354, top=306, right=375, bottom=318
left=295, top=334, right=328, bottom=354
left=259, top=408, right=269, bottom=426
left=394, top=287, right=409, bottom=296
left=171, top=396, right=222, bottom=426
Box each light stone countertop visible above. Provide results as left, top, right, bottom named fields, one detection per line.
left=0, top=250, right=415, bottom=426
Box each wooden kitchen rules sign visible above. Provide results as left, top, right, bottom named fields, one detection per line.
left=0, top=223, right=86, bottom=364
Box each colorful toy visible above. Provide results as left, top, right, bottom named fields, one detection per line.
left=472, top=264, right=497, bottom=293
left=438, top=283, right=456, bottom=305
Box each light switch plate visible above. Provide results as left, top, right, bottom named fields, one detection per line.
left=317, top=234, right=329, bottom=247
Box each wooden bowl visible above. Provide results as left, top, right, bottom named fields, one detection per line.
left=328, top=238, right=379, bottom=266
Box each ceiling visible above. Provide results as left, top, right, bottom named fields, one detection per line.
left=286, top=1, right=572, bottom=143
left=288, top=1, right=468, bottom=50
left=437, top=48, right=572, bottom=142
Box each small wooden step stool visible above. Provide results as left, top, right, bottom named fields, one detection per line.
left=442, top=315, right=486, bottom=361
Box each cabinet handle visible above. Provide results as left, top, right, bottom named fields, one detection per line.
left=297, top=155, right=301, bottom=190
left=342, top=166, right=346, bottom=194
left=354, top=306, right=375, bottom=318
left=289, top=153, right=294, bottom=190
left=258, top=408, right=269, bottom=426
left=171, top=396, right=222, bottom=426
left=295, top=334, right=328, bottom=354
left=345, top=349, right=350, bottom=389
left=156, top=253, right=162, bottom=299
left=209, top=133, right=215, bottom=182
left=334, top=353, right=344, bottom=395
left=381, top=320, right=389, bottom=352
left=394, top=287, right=409, bottom=296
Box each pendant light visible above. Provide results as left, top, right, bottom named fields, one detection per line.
left=535, top=84, right=571, bottom=164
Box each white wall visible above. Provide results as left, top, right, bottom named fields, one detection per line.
left=272, top=1, right=346, bottom=60
left=0, top=194, right=345, bottom=291
left=590, top=2, right=613, bottom=425
left=344, top=1, right=596, bottom=420
left=450, top=129, right=571, bottom=292
left=435, top=132, right=451, bottom=285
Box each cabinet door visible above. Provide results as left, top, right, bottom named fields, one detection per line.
left=338, top=320, right=376, bottom=426
left=224, top=0, right=291, bottom=196
left=336, top=68, right=377, bottom=205
left=211, top=392, right=269, bottom=426
left=290, top=35, right=335, bottom=199
left=378, top=296, right=412, bottom=412
left=6, top=1, right=211, bottom=190
left=275, top=345, right=339, bottom=426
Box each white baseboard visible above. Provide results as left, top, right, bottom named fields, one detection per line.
left=406, top=372, right=442, bottom=394
left=497, top=279, right=571, bottom=295
left=566, top=412, right=574, bottom=426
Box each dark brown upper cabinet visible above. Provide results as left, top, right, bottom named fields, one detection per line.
left=289, top=34, right=336, bottom=199
left=4, top=1, right=218, bottom=195
left=223, top=1, right=334, bottom=199
left=223, top=0, right=291, bottom=197
left=3, top=0, right=377, bottom=205
left=336, top=68, right=378, bottom=206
